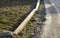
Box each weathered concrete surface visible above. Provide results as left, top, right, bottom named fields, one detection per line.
left=41, top=0, right=60, bottom=38
left=0, top=32, right=13, bottom=38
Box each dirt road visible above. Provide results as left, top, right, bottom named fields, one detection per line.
left=41, top=0, right=60, bottom=38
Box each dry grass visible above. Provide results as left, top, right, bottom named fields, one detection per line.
left=0, top=0, right=41, bottom=38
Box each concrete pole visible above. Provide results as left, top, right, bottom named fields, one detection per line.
left=13, top=0, right=40, bottom=34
